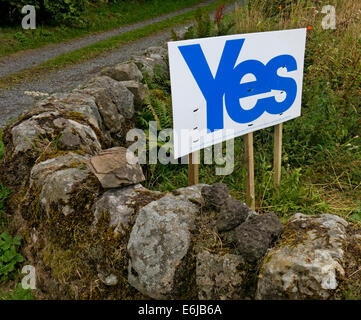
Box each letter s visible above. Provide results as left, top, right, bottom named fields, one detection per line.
left=262, top=55, right=298, bottom=115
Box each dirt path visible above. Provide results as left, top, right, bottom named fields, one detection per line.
left=0, top=0, right=217, bottom=79
left=0, top=2, right=236, bottom=128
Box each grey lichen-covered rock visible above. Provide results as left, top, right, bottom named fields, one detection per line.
left=171, top=184, right=208, bottom=204
left=101, top=61, right=143, bottom=82
left=94, top=184, right=148, bottom=234
left=131, top=55, right=168, bottom=78
left=173, top=26, right=189, bottom=40
left=145, top=46, right=168, bottom=58
left=127, top=192, right=200, bottom=299
left=37, top=92, right=104, bottom=130
left=11, top=113, right=56, bottom=154
left=256, top=213, right=349, bottom=300
left=40, top=167, right=92, bottom=216
left=232, top=212, right=284, bottom=265
left=119, top=80, right=150, bottom=108
left=88, top=147, right=145, bottom=189
left=76, top=76, right=134, bottom=133
left=30, top=152, right=90, bottom=188
left=54, top=118, right=102, bottom=154
left=196, top=251, right=245, bottom=300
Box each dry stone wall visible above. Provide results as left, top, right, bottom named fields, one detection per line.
left=0, top=37, right=359, bottom=300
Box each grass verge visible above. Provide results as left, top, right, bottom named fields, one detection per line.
left=0, top=0, right=206, bottom=58
left=139, top=0, right=361, bottom=224
left=0, top=0, right=229, bottom=89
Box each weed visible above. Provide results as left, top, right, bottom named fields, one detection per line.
left=0, top=283, right=34, bottom=300
left=0, top=232, right=24, bottom=283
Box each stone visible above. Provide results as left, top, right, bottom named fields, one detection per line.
left=171, top=184, right=208, bottom=204
left=196, top=251, right=245, bottom=300
left=40, top=167, right=92, bottom=216
left=256, top=213, right=349, bottom=300
left=201, top=183, right=230, bottom=209
left=35, top=93, right=103, bottom=131
left=56, top=119, right=102, bottom=154
left=101, top=62, right=143, bottom=82
left=99, top=273, right=118, bottom=286
left=59, top=131, right=81, bottom=150
left=59, top=92, right=104, bottom=130
left=216, top=198, right=252, bottom=232
left=127, top=193, right=200, bottom=299
left=10, top=111, right=62, bottom=154
left=145, top=46, right=168, bottom=58
left=30, top=152, right=90, bottom=188
left=76, top=76, right=134, bottom=133
left=174, top=26, right=189, bottom=40
left=94, top=184, right=146, bottom=234
left=88, top=147, right=145, bottom=189
left=11, top=118, right=48, bottom=154
left=131, top=55, right=168, bottom=77
left=120, top=80, right=150, bottom=108
left=232, top=212, right=284, bottom=265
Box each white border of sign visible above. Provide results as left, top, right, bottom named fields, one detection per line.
left=168, top=28, right=307, bottom=159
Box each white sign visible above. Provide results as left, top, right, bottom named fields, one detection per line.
left=168, top=28, right=306, bottom=159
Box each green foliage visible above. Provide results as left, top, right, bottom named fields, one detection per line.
left=184, top=5, right=235, bottom=39
left=0, top=0, right=87, bottom=26
left=0, top=232, right=24, bottom=283
left=140, top=65, right=173, bottom=131
left=249, top=0, right=302, bottom=17
left=255, top=164, right=327, bottom=218
left=0, top=184, right=11, bottom=228
left=0, top=283, right=34, bottom=300
left=43, top=0, right=88, bottom=27
left=143, top=0, right=361, bottom=221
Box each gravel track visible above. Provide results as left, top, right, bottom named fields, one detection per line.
left=0, top=0, right=217, bottom=78
left=0, top=1, right=236, bottom=128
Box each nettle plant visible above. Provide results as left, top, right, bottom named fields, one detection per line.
left=0, top=232, right=24, bottom=283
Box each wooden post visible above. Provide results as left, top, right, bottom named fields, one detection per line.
left=188, top=151, right=199, bottom=186
left=244, top=133, right=255, bottom=210
left=273, top=123, right=283, bottom=188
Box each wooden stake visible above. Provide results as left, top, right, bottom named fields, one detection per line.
left=244, top=133, right=255, bottom=210
left=188, top=151, right=199, bottom=186
left=273, top=123, right=283, bottom=188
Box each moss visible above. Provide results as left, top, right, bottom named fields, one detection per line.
left=20, top=186, right=44, bottom=227
left=41, top=243, right=81, bottom=282
left=334, top=223, right=361, bottom=299
left=34, top=149, right=87, bottom=165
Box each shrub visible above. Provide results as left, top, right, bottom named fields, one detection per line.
left=0, top=232, right=24, bottom=283
left=0, top=283, right=34, bottom=300
left=0, top=0, right=88, bottom=26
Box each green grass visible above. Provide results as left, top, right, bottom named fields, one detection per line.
left=0, top=0, right=229, bottom=89
left=0, top=283, right=34, bottom=300
left=0, top=0, right=206, bottom=58
left=140, top=0, right=361, bottom=223
left=0, top=132, right=32, bottom=300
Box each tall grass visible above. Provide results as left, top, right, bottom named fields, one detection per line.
left=142, top=0, right=361, bottom=220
